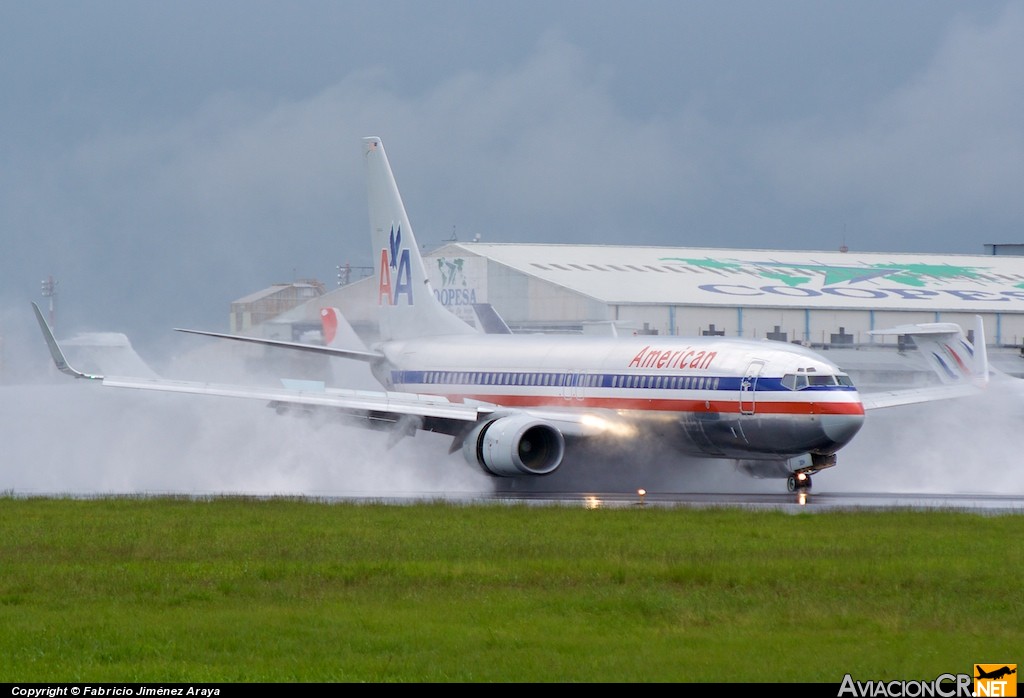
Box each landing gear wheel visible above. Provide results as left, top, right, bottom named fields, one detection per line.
left=787, top=473, right=812, bottom=492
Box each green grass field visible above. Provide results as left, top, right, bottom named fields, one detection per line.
left=0, top=495, right=1020, bottom=683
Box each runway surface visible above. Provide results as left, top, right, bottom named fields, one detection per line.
left=203, top=488, right=1024, bottom=514
left=479, top=489, right=1024, bottom=513
left=7, top=486, right=1024, bottom=515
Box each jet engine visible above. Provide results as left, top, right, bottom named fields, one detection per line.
left=461, top=415, right=565, bottom=477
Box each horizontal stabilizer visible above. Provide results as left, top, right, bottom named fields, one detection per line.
left=471, top=303, right=513, bottom=334
left=175, top=327, right=384, bottom=363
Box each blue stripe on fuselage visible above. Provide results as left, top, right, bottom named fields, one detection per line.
left=389, top=370, right=856, bottom=393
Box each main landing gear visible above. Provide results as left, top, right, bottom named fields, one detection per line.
left=787, top=472, right=812, bottom=493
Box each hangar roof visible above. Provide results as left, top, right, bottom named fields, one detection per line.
left=431, top=243, right=1024, bottom=313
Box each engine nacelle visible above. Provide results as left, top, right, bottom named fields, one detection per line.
left=461, top=415, right=565, bottom=477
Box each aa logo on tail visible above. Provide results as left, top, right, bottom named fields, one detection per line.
left=974, top=664, right=1017, bottom=697
left=378, top=225, right=413, bottom=306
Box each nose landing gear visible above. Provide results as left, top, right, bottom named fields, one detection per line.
left=787, top=471, right=812, bottom=493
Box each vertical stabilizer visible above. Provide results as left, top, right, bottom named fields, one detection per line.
left=363, top=136, right=477, bottom=341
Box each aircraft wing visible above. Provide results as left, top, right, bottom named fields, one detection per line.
left=32, top=302, right=605, bottom=440
left=73, top=371, right=607, bottom=447
left=102, top=375, right=489, bottom=423
left=32, top=301, right=479, bottom=422
left=859, top=382, right=985, bottom=410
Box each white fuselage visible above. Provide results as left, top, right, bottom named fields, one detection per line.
left=369, top=333, right=866, bottom=461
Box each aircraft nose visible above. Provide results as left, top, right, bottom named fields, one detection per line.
left=820, top=412, right=865, bottom=448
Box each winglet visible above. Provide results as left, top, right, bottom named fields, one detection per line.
left=31, top=302, right=104, bottom=380
left=869, top=315, right=989, bottom=387
left=971, top=314, right=989, bottom=386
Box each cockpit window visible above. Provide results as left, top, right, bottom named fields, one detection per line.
left=781, top=372, right=853, bottom=390
left=781, top=373, right=807, bottom=390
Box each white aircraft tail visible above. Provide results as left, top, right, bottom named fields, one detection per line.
left=364, top=136, right=477, bottom=341
left=869, top=315, right=989, bottom=386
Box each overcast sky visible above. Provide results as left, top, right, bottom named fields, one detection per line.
left=2, top=0, right=1023, bottom=360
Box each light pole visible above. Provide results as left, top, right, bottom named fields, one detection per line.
left=336, top=263, right=373, bottom=286
left=40, top=275, right=58, bottom=332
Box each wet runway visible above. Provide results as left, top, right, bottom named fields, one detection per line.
left=10, top=485, right=1023, bottom=515
left=287, top=488, right=1024, bottom=514
left=484, top=489, right=1024, bottom=513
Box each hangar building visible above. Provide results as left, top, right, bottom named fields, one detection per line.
left=235, top=243, right=1024, bottom=380
left=420, top=243, right=1024, bottom=344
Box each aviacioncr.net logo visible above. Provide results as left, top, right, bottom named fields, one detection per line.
left=838, top=673, right=973, bottom=697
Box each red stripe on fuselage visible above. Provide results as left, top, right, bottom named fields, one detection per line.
left=433, top=393, right=866, bottom=416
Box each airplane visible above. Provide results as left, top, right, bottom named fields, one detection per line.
left=975, top=666, right=1016, bottom=681
left=31, top=136, right=991, bottom=493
